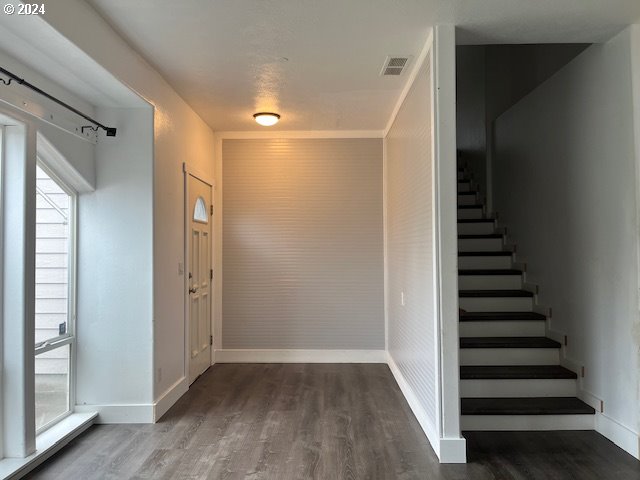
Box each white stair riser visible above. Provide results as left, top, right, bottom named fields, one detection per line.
left=458, top=194, right=478, bottom=206
left=458, top=255, right=512, bottom=269
left=458, top=208, right=484, bottom=220
left=458, top=275, right=522, bottom=290
left=461, top=379, right=577, bottom=398
left=458, top=183, right=472, bottom=192
left=459, top=320, right=545, bottom=337
left=458, top=238, right=503, bottom=252
left=460, top=348, right=559, bottom=366
left=459, top=296, right=533, bottom=312
left=461, top=414, right=594, bottom=431
left=458, top=222, right=495, bottom=235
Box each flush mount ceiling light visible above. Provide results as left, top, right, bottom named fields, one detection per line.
left=253, top=112, right=280, bottom=126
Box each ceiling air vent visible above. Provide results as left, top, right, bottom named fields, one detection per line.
left=381, top=56, right=411, bottom=76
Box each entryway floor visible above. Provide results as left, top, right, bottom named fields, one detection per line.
left=26, top=364, right=640, bottom=479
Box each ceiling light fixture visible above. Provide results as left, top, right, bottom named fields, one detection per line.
left=253, top=112, right=280, bottom=126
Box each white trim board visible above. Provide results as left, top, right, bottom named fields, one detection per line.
left=595, top=412, right=640, bottom=460
left=387, top=353, right=466, bottom=463
left=548, top=324, right=640, bottom=460
left=153, top=377, right=188, bottom=422
left=74, top=403, right=154, bottom=424
left=214, top=130, right=384, bottom=140
left=386, top=354, right=439, bottom=456
left=214, top=349, right=387, bottom=363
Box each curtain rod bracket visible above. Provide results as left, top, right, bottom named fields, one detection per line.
left=82, top=125, right=117, bottom=137
left=0, top=66, right=117, bottom=137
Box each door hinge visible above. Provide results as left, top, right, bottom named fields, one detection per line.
left=210, top=268, right=213, bottom=280
left=210, top=335, right=213, bottom=346
left=210, top=205, right=213, bottom=216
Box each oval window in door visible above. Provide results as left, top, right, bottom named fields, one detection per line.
left=193, top=196, right=208, bottom=223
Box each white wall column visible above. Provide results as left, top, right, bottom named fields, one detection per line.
left=2, top=119, right=37, bottom=457
left=434, top=24, right=466, bottom=463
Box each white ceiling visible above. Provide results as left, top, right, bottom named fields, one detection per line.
left=86, top=0, right=640, bottom=132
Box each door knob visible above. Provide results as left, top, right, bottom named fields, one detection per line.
left=189, top=287, right=198, bottom=294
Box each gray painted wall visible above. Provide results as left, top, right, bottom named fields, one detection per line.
left=494, top=29, right=639, bottom=450
left=222, top=138, right=384, bottom=350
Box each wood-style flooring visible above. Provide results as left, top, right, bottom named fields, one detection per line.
left=26, top=364, right=640, bottom=479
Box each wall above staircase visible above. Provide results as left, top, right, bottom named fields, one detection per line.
left=492, top=27, right=640, bottom=459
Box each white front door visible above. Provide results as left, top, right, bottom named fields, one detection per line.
left=187, top=174, right=212, bottom=384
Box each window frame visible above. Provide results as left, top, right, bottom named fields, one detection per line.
left=33, top=158, right=78, bottom=434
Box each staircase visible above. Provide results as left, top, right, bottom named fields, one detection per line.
left=457, top=161, right=595, bottom=430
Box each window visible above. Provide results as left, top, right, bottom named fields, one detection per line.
left=193, top=196, right=208, bottom=223
left=34, top=162, right=76, bottom=432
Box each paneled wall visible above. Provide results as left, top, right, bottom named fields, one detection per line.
left=222, top=138, right=384, bottom=350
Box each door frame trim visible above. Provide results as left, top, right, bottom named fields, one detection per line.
left=183, top=162, right=214, bottom=385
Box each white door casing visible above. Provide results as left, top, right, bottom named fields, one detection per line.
left=187, top=173, right=212, bottom=384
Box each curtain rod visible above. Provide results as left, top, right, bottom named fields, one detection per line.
left=0, top=66, right=117, bottom=137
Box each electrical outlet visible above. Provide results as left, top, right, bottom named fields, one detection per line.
left=401, top=291, right=405, bottom=306
left=178, top=262, right=184, bottom=275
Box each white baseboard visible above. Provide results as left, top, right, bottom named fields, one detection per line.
left=595, top=412, right=640, bottom=460
left=75, top=403, right=154, bottom=424
left=214, top=349, right=387, bottom=363
left=154, top=376, right=188, bottom=421
left=73, top=378, right=189, bottom=425
left=386, top=353, right=467, bottom=463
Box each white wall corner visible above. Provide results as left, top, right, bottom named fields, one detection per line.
left=383, top=29, right=434, bottom=137
left=153, top=376, right=188, bottom=422
left=383, top=136, right=389, bottom=351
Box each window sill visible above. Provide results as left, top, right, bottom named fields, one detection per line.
left=0, top=411, right=97, bottom=480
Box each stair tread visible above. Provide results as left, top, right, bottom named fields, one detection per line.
left=458, top=191, right=478, bottom=196
left=459, top=311, right=546, bottom=321
left=459, top=289, right=533, bottom=298
left=461, top=397, right=595, bottom=415
left=458, top=219, right=495, bottom=223
left=457, top=205, right=484, bottom=209
left=458, top=234, right=503, bottom=239
left=458, top=251, right=512, bottom=257
left=459, top=269, right=521, bottom=275
left=460, top=336, right=561, bottom=349
left=460, top=365, right=577, bottom=380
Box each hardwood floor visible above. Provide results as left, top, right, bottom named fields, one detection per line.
left=26, top=364, right=640, bottom=480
